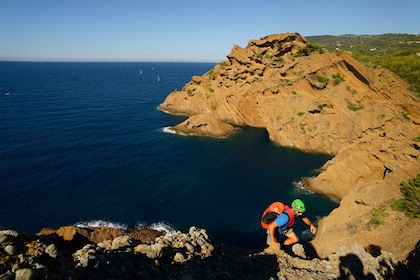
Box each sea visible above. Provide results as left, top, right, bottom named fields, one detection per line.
left=0, top=61, right=338, bottom=249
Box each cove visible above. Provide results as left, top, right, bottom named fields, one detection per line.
left=157, top=125, right=339, bottom=249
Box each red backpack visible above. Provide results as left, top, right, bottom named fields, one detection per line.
left=261, top=202, right=295, bottom=229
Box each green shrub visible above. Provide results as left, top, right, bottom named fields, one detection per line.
left=294, top=43, right=325, bottom=57
left=272, top=57, right=284, bottom=63
left=413, top=136, right=420, bottom=142
left=316, top=75, right=329, bottom=84
left=291, top=90, right=302, bottom=98
left=264, top=54, right=273, bottom=60
left=332, top=73, right=345, bottom=85
left=392, top=174, right=420, bottom=218
left=313, top=100, right=323, bottom=110
left=347, top=102, right=364, bottom=111
left=369, top=49, right=420, bottom=95
left=207, top=69, right=215, bottom=79
left=367, top=208, right=389, bottom=230
left=280, top=79, right=292, bottom=85
left=345, top=85, right=358, bottom=95
left=300, top=124, right=305, bottom=133
left=401, top=111, right=411, bottom=120
left=392, top=199, right=406, bottom=212
left=219, top=60, right=229, bottom=67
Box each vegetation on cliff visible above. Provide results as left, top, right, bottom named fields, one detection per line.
left=306, top=34, right=420, bottom=95
left=392, top=173, right=420, bottom=218
left=159, top=32, right=420, bottom=261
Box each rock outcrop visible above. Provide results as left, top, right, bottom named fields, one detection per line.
left=37, top=225, right=163, bottom=244
left=159, top=33, right=420, bottom=260
left=1, top=227, right=417, bottom=279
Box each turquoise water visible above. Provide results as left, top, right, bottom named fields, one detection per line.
left=0, top=61, right=338, bottom=249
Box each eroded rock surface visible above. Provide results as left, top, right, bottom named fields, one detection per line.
left=1, top=227, right=417, bottom=279
left=159, top=32, right=420, bottom=260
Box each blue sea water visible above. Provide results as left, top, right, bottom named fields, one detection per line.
left=0, top=61, right=338, bottom=249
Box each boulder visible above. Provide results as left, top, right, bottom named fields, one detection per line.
left=111, top=236, right=131, bottom=250
left=169, top=114, right=237, bottom=138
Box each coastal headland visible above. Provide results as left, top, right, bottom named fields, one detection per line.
left=158, top=33, right=420, bottom=261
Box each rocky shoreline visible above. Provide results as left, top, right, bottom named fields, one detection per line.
left=1, top=226, right=418, bottom=279
left=158, top=32, right=420, bottom=260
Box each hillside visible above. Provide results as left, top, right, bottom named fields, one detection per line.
left=158, top=33, right=420, bottom=261
left=306, top=33, right=420, bottom=94
left=306, top=34, right=420, bottom=56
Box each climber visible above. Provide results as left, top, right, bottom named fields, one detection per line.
left=261, top=199, right=317, bottom=250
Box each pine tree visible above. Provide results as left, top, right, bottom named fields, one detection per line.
left=393, top=174, right=420, bottom=218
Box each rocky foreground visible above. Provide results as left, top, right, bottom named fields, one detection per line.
left=1, top=226, right=419, bottom=279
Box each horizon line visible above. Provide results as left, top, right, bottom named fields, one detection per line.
left=0, top=59, right=221, bottom=63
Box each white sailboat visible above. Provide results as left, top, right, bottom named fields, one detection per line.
left=139, top=69, right=142, bottom=75
left=157, top=75, right=160, bottom=82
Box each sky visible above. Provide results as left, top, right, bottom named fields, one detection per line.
left=0, top=0, right=419, bottom=62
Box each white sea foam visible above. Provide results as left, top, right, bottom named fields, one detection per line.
left=292, top=179, right=314, bottom=194
left=149, top=222, right=177, bottom=236
left=292, top=180, right=340, bottom=204
left=162, top=127, right=177, bottom=134
left=161, top=127, right=192, bottom=137
left=135, top=221, right=148, bottom=229
left=134, top=221, right=177, bottom=236
left=74, top=220, right=128, bottom=230
left=157, top=107, right=187, bottom=116
left=73, top=220, right=177, bottom=236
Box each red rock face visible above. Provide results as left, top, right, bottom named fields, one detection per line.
left=159, top=32, right=420, bottom=260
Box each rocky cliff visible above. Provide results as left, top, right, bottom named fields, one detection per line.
left=1, top=227, right=418, bottom=279
left=159, top=33, right=420, bottom=261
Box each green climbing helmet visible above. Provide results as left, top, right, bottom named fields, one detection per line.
left=291, top=199, right=306, bottom=213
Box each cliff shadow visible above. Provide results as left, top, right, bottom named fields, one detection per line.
left=208, top=227, right=267, bottom=251
left=405, top=240, right=420, bottom=279
left=394, top=239, right=420, bottom=280
left=213, top=243, right=279, bottom=279
left=355, top=242, right=420, bottom=280
left=338, top=253, right=375, bottom=280
left=71, top=243, right=279, bottom=279
left=301, top=242, right=319, bottom=259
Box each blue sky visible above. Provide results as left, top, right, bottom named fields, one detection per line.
left=1, top=0, right=419, bottom=62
